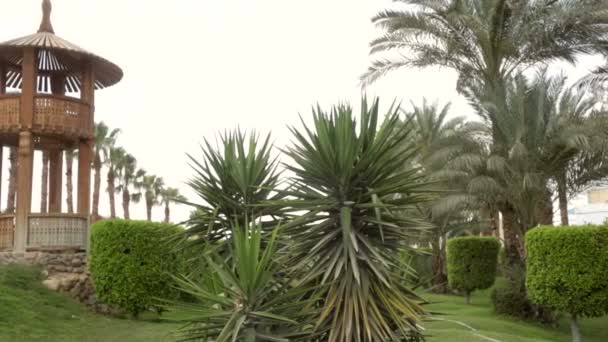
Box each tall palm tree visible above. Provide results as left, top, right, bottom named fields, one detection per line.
left=92, top=122, right=121, bottom=220
left=363, top=0, right=608, bottom=94
left=141, top=175, right=164, bottom=221
left=106, top=146, right=126, bottom=219
left=577, top=61, right=608, bottom=91
left=6, top=147, right=17, bottom=213
left=403, top=99, right=485, bottom=292
left=40, top=151, right=49, bottom=213
left=115, top=153, right=145, bottom=220
left=364, top=0, right=608, bottom=266
left=437, top=72, right=606, bottom=265
left=536, top=74, right=606, bottom=226
left=160, top=187, right=186, bottom=223
left=65, top=149, right=75, bottom=214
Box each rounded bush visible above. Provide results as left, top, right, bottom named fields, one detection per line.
left=447, top=236, right=500, bottom=302
left=526, top=225, right=608, bottom=319
left=491, top=281, right=532, bottom=318
left=90, top=219, right=183, bottom=317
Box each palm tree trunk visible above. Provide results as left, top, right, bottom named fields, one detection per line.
left=491, top=210, right=500, bottom=239
left=40, top=151, right=49, bottom=213
left=108, top=171, right=116, bottom=219
left=122, top=189, right=130, bottom=219
left=164, top=202, right=170, bottom=223
left=65, top=150, right=74, bottom=214
left=501, top=205, right=524, bottom=272
left=538, top=187, right=554, bottom=226
left=431, top=240, right=448, bottom=293
left=557, top=173, right=569, bottom=226
left=92, top=150, right=102, bottom=221
left=6, top=147, right=18, bottom=213
left=146, top=199, right=152, bottom=221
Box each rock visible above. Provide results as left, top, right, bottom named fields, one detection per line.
left=69, top=285, right=81, bottom=298
left=53, top=265, right=67, bottom=273
left=42, top=278, right=61, bottom=291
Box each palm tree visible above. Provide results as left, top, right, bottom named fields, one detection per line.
left=536, top=74, right=607, bottom=226
left=363, top=0, right=608, bottom=94
left=364, top=0, right=608, bottom=266
left=403, top=99, right=486, bottom=292
left=92, top=122, right=121, bottom=220
left=141, top=175, right=164, bottom=221
left=281, top=98, right=428, bottom=341
left=160, top=187, right=186, bottom=223
left=435, top=72, right=606, bottom=266
left=106, top=146, right=126, bottom=219
left=577, top=61, right=608, bottom=91
left=115, top=153, right=145, bottom=220
left=6, top=147, right=17, bottom=213
left=40, top=151, right=49, bottom=213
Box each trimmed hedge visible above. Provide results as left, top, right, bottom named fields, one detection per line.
left=526, top=225, right=608, bottom=319
left=447, top=236, right=500, bottom=303
left=90, top=220, right=183, bottom=317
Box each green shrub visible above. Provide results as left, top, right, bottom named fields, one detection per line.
left=526, top=225, right=608, bottom=340
left=447, top=236, right=500, bottom=304
left=491, top=271, right=556, bottom=324
left=491, top=280, right=532, bottom=318
left=90, top=219, right=183, bottom=317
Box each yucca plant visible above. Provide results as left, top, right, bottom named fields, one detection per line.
left=183, top=130, right=284, bottom=244
left=280, top=98, right=429, bottom=341
left=166, top=224, right=316, bottom=341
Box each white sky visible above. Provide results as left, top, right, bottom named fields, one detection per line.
left=0, top=0, right=603, bottom=223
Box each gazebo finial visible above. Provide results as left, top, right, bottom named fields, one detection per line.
left=38, top=0, right=55, bottom=34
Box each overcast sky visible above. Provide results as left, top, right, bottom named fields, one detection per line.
left=0, top=0, right=602, bottom=222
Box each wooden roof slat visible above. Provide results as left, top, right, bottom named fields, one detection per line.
left=0, top=32, right=122, bottom=91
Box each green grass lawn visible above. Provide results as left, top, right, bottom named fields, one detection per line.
left=423, top=287, right=608, bottom=342
left=0, top=264, right=178, bottom=342
left=1, top=264, right=607, bottom=341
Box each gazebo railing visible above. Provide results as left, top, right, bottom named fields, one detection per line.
left=0, top=214, right=15, bottom=251
left=33, top=95, right=91, bottom=137
left=0, top=95, right=21, bottom=132
left=0, top=94, right=91, bottom=138
left=27, top=213, right=88, bottom=250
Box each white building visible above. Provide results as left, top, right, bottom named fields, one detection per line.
left=568, top=186, right=608, bottom=225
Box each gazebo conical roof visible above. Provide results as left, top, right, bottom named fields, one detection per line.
left=0, top=0, right=123, bottom=93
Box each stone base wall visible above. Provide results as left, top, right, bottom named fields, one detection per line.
left=0, top=251, right=110, bottom=313
left=0, top=251, right=87, bottom=274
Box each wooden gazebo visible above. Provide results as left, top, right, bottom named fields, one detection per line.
left=0, top=0, right=122, bottom=252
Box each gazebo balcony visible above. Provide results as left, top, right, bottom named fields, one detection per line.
left=0, top=94, right=92, bottom=140
left=0, top=213, right=88, bottom=251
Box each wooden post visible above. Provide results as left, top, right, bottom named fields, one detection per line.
left=0, top=63, right=5, bottom=95
left=77, top=141, right=91, bottom=216
left=80, top=61, right=94, bottom=251
left=14, top=48, right=37, bottom=252
left=0, top=146, right=3, bottom=212
left=82, top=62, right=95, bottom=129
left=14, top=132, right=34, bottom=252
left=20, top=48, right=36, bottom=129
left=0, top=65, right=4, bottom=210
left=51, top=73, right=65, bottom=96
left=48, top=149, right=63, bottom=213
